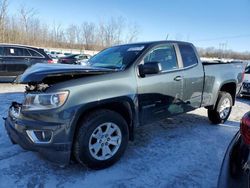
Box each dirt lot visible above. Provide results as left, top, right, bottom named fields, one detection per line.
left=0, top=83, right=249, bottom=188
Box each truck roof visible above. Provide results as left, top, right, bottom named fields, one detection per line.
left=116, top=40, right=193, bottom=47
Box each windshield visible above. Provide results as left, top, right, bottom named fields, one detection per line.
left=245, top=66, right=250, bottom=74
left=88, top=44, right=147, bottom=69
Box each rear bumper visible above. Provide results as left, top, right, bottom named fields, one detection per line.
left=4, top=115, right=72, bottom=165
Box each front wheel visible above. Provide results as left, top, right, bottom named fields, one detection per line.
left=208, top=92, right=233, bottom=124
left=73, top=109, right=129, bottom=169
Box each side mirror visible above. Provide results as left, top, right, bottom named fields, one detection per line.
left=138, top=61, right=162, bottom=77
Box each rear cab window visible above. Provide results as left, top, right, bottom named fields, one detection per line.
left=178, top=44, right=198, bottom=68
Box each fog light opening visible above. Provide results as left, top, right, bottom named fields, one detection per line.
left=26, top=130, right=53, bottom=144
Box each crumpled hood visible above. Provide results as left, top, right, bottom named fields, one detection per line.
left=14, top=63, right=117, bottom=84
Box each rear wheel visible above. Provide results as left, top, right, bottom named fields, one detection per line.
left=73, top=109, right=129, bottom=169
left=208, top=92, right=233, bottom=124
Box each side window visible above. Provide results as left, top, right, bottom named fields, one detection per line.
left=28, top=49, right=43, bottom=57
left=4, top=47, right=25, bottom=56
left=23, top=49, right=31, bottom=56
left=76, top=55, right=82, bottom=59
left=0, top=47, right=3, bottom=56
left=3, top=47, right=30, bottom=57
left=143, top=44, right=178, bottom=71
left=179, top=44, right=198, bottom=67
left=77, top=55, right=88, bottom=60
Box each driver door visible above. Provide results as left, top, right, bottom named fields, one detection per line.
left=136, top=43, right=185, bottom=125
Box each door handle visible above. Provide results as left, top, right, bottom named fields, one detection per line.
left=174, top=76, right=183, bottom=81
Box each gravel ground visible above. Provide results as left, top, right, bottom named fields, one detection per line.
left=0, top=83, right=249, bottom=188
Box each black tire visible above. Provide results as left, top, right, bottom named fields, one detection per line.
left=208, top=92, right=233, bottom=124
left=73, top=109, right=129, bottom=169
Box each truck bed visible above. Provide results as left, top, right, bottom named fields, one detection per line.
left=201, top=61, right=245, bottom=107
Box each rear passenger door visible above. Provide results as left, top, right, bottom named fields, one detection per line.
left=4, top=47, right=31, bottom=76
left=177, top=44, right=204, bottom=110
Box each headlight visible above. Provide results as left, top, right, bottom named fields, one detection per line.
left=22, top=91, right=69, bottom=111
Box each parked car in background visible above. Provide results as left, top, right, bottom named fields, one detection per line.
left=58, top=54, right=91, bottom=64
left=48, top=51, right=64, bottom=59
left=218, top=111, right=250, bottom=188
left=240, top=65, right=250, bottom=96
left=47, top=54, right=57, bottom=64
left=63, top=52, right=72, bottom=56
left=0, top=44, right=52, bottom=82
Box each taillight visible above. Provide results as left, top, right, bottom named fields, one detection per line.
left=242, top=65, right=247, bottom=81
left=48, top=59, right=54, bottom=64
left=240, top=112, right=250, bottom=145
left=242, top=71, right=245, bottom=81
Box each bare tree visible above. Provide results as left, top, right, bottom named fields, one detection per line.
left=81, top=22, right=96, bottom=50
left=0, top=3, right=142, bottom=51
left=103, top=17, right=124, bottom=46
left=18, top=4, right=37, bottom=43
left=0, top=0, right=8, bottom=42
left=66, top=24, right=77, bottom=48
left=19, top=5, right=37, bottom=31
left=125, top=22, right=139, bottom=43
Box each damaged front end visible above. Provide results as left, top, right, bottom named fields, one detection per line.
left=4, top=84, right=73, bottom=165
left=14, top=63, right=117, bottom=84
left=4, top=63, right=117, bottom=165
left=4, top=85, right=73, bottom=165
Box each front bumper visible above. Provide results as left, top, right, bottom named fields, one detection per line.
left=4, top=110, right=72, bottom=166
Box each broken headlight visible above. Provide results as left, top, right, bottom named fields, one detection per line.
left=22, top=91, right=69, bottom=111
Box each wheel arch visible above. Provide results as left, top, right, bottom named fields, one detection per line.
left=70, top=96, right=137, bottom=146
left=206, top=81, right=237, bottom=110
left=219, top=82, right=237, bottom=105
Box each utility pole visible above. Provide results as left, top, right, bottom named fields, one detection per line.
left=166, top=34, right=169, bottom=40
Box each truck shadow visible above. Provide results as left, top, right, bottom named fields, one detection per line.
left=132, top=112, right=240, bottom=148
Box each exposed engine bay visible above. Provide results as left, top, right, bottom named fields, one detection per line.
left=25, top=83, right=50, bottom=92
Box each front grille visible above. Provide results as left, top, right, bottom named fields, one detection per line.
left=243, top=82, right=250, bottom=89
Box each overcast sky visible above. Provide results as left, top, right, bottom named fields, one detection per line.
left=8, top=0, right=250, bottom=52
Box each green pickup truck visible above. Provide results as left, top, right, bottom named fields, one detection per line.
left=5, top=41, right=245, bottom=169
